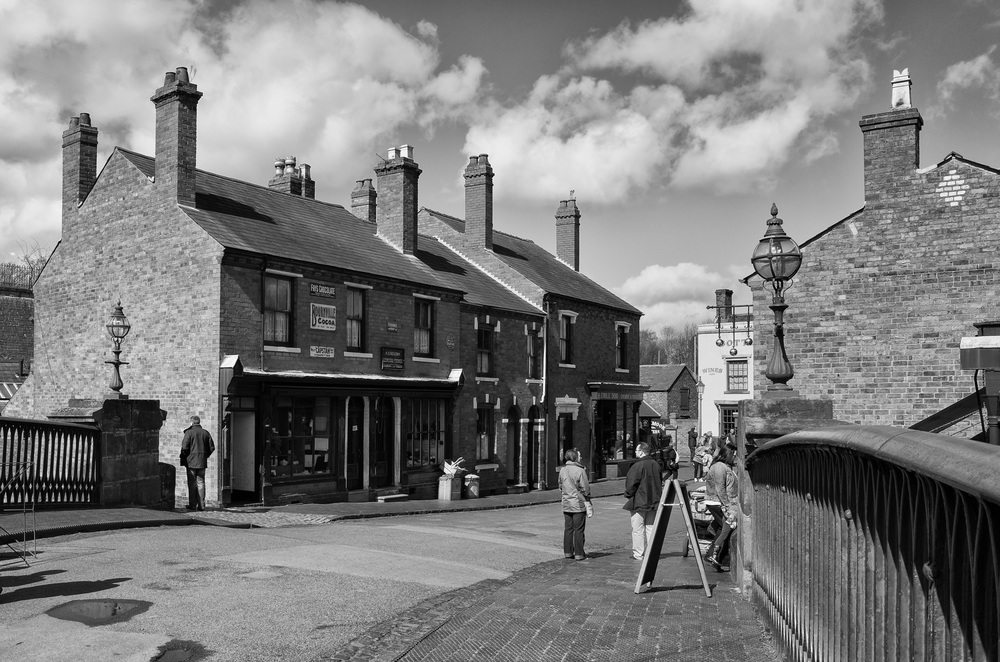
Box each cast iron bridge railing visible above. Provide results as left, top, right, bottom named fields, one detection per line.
left=746, top=425, right=999, bottom=662
left=0, top=416, right=100, bottom=506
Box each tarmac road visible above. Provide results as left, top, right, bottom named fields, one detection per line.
left=0, top=497, right=639, bottom=662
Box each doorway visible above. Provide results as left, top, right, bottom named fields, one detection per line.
left=371, top=397, right=394, bottom=488
left=506, top=406, right=521, bottom=485
left=346, top=397, right=364, bottom=490
left=231, top=410, right=256, bottom=500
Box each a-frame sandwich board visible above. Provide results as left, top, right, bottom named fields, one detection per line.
left=634, top=478, right=712, bottom=596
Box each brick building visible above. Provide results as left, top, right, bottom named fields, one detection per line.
left=6, top=67, right=642, bottom=505
left=746, top=69, right=1000, bottom=432
left=0, top=265, right=34, bottom=413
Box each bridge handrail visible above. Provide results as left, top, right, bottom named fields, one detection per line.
left=746, top=423, right=1000, bottom=503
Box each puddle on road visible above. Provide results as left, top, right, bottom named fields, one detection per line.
left=46, top=598, right=152, bottom=626
left=152, top=639, right=210, bottom=661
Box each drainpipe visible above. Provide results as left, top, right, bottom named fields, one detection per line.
left=541, top=296, right=550, bottom=490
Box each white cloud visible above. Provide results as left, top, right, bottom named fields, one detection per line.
left=932, top=46, right=1000, bottom=116
left=615, top=262, right=746, bottom=331
left=463, top=0, right=882, bottom=202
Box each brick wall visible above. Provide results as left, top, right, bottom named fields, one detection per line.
left=5, top=151, right=224, bottom=506
left=751, top=151, right=1000, bottom=428
left=0, top=290, right=33, bottom=361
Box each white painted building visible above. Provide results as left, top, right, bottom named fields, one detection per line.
left=696, top=289, right=754, bottom=438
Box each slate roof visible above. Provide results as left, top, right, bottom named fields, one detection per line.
left=117, top=150, right=540, bottom=317
left=423, top=209, right=641, bottom=315
left=639, top=364, right=692, bottom=391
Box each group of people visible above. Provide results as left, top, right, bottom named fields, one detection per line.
left=558, top=429, right=738, bottom=571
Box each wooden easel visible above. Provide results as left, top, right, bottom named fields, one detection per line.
left=634, top=478, right=712, bottom=596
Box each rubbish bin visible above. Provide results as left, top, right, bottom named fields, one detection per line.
left=463, top=474, right=480, bottom=498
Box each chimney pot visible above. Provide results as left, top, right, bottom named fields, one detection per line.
left=69, top=116, right=80, bottom=128
left=79, top=113, right=91, bottom=126
left=284, top=157, right=296, bottom=175
left=478, top=154, right=489, bottom=165
left=163, top=71, right=176, bottom=85
left=274, top=158, right=284, bottom=175
left=299, top=163, right=311, bottom=179
left=400, top=144, right=413, bottom=159
left=468, top=155, right=478, bottom=167
left=388, top=147, right=400, bottom=160
left=175, top=67, right=190, bottom=84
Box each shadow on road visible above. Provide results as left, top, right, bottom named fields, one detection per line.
left=0, top=577, right=132, bottom=604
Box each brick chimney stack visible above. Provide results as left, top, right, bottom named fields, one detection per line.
left=151, top=66, right=202, bottom=207
left=62, top=112, right=98, bottom=228
left=464, top=154, right=494, bottom=250
left=375, top=145, right=421, bottom=254
left=268, top=156, right=315, bottom=199
left=859, top=68, right=923, bottom=207
left=351, top=178, right=377, bottom=222
left=555, top=194, right=581, bottom=271
left=715, top=289, right=734, bottom=322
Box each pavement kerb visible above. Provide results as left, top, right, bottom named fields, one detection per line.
left=0, top=477, right=629, bottom=541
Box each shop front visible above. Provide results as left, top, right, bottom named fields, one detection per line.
left=588, top=382, right=648, bottom=480
left=221, top=364, right=463, bottom=505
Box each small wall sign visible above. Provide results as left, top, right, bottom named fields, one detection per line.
left=310, top=303, right=337, bottom=331
left=310, top=346, right=336, bottom=358
left=446, top=333, right=456, bottom=349
left=387, top=322, right=398, bottom=332
left=381, top=346, right=405, bottom=371
left=310, top=283, right=336, bottom=299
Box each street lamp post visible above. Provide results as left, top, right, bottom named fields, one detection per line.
left=105, top=300, right=132, bottom=396
left=696, top=377, right=705, bottom=435
left=751, top=204, right=802, bottom=391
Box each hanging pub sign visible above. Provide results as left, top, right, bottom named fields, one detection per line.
left=381, top=347, right=404, bottom=371
left=310, top=303, right=336, bottom=331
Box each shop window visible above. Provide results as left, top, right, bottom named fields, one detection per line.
left=346, top=287, right=366, bottom=352
left=557, top=413, right=574, bottom=458
left=266, top=395, right=334, bottom=481
left=559, top=314, right=575, bottom=364
left=527, top=329, right=541, bottom=379
left=720, top=405, right=738, bottom=438
left=414, top=298, right=435, bottom=357
left=405, top=398, right=446, bottom=470
left=264, top=275, right=293, bottom=345
left=727, top=360, right=749, bottom=392
left=477, top=407, right=495, bottom=460
left=477, top=325, right=494, bottom=376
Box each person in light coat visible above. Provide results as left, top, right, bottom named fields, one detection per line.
left=558, top=448, right=593, bottom=560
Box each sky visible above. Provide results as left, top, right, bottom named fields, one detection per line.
left=3, top=0, right=1000, bottom=332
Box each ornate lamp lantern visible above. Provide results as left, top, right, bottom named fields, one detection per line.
left=105, top=300, right=132, bottom=395
left=751, top=204, right=802, bottom=390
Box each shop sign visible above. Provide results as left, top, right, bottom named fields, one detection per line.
left=387, top=322, right=398, bottom=332
left=310, top=346, right=336, bottom=358
left=381, top=346, right=405, bottom=370
left=591, top=391, right=644, bottom=401
left=310, top=283, right=336, bottom=299
left=310, top=303, right=336, bottom=331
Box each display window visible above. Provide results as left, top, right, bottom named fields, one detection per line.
left=404, top=398, right=447, bottom=470
left=265, top=395, right=338, bottom=480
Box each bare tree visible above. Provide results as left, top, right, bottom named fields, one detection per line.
left=0, top=240, right=50, bottom=289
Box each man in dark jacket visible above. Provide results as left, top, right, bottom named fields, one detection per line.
left=181, top=415, right=215, bottom=511
left=623, top=442, right=663, bottom=561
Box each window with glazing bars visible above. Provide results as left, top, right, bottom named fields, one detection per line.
left=264, top=276, right=293, bottom=345
left=346, top=287, right=365, bottom=351
left=414, top=299, right=434, bottom=357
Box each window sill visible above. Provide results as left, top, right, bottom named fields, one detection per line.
left=265, top=345, right=301, bottom=354
left=615, top=368, right=630, bottom=373
left=558, top=363, right=576, bottom=369
left=725, top=390, right=750, bottom=395
left=525, top=379, right=543, bottom=385
left=343, top=351, right=373, bottom=359
left=413, top=356, right=440, bottom=363
left=475, top=463, right=499, bottom=472
left=476, top=376, right=499, bottom=384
